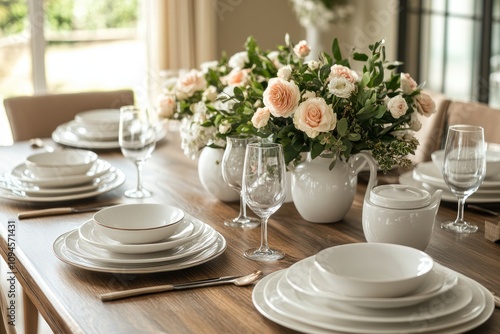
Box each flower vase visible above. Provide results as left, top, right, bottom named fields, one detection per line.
left=305, top=25, right=322, bottom=61
left=198, top=146, right=239, bottom=202
left=291, top=152, right=377, bottom=223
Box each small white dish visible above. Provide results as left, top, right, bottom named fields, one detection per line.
left=314, top=243, right=434, bottom=298
left=93, top=203, right=185, bottom=244
left=10, top=159, right=112, bottom=188
left=68, top=121, right=118, bottom=140
left=78, top=219, right=205, bottom=254
left=74, top=109, right=120, bottom=130
left=25, top=149, right=98, bottom=178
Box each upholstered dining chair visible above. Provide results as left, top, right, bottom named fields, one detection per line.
left=411, top=90, right=451, bottom=164
left=444, top=100, right=500, bottom=144
left=4, top=89, right=135, bottom=142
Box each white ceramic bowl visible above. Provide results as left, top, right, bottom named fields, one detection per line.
left=93, top=204, right=185, bottom=244
left=314, top=243, right=434, bottom=298
left=25, top=149, right=98, bottom=178
left=74, top=109, right=120, bottom=131
left=431, top=149, right=500, bottom=178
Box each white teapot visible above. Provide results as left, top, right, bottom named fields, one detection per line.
left=362, top=181, right=443, bottom=251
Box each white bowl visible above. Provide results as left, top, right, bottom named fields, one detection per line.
left=314, top=243, right=434, bottom=298
left=74, top=109, right=120, bottom=131
left=431, top=149, right=500, bottom=178
left=25, top=149, right=98, bottom=178
left=93, top=204, right=185, bottom=244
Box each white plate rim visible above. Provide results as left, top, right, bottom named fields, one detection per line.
left=53, top=230, right=227, bottom=274
left=0, top=169, right=125, bottom=202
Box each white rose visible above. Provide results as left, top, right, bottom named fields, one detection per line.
left=252, top=107, right=271, bottom=129
left=293, top=98, right=337, bottom=138
left=400, top=73, right=418, bottom=94
left=267, top=51, right=283, bottom=69
left=175, top=69, right=207, bottom=100
left=302, top=90, right=316, bottom=100
left=156, top=93, right=176, bottom=119
left=228, top=51, right=249, bottom=69
left=277, top=65, right=292, bottom=80
left=387, top=95, right=409, bottom=119
left=328, top=77, right=356, bottom=98
left=219, top=120, right=231, bottom=134
left=306, top=60, right=320, bottom=70
left=202, top=85, right=218, bottom=102
left=200, top=60, right=219, bottom=73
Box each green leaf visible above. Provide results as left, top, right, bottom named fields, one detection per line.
left=348, top=133, right=361, bottom=141
left=311, top=141, right=324, bottom=159
left=353, top=52, right=369, bottom=61
left=336, top=117, right=348, bottom=136
left=331, top=38, right=342, bottom=62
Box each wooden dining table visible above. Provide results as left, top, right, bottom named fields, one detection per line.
left=0, top=133, right=498, bottom=334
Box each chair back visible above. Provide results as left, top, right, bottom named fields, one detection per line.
left=4, top=90, right=134, bottom=142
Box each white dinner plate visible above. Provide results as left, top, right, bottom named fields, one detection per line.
left=286, top=256, right=458, bottom=309
left=414, top=162, right=500, bottom=190
left=0, top=169, right=125, bottom=203
left=53, top=230, right=227, bottom=274
left=9, top=159, right=112, bottom=188
left=253, top=269, right=493, bottom=334
left=78, top=218, right=205, bottom=254
left=279, top=272, right=471, bottom=323
left=0, top=171, right=117, bottom=197
left=399, top=172, right=500, bottom=203
left=64, top=225, right=217, bottom=264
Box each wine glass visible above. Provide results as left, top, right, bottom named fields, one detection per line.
left=242, top=142, right=286, bottom=261
left=119, top=106, right=156, bottom=198
left=441, top=125, right=486, bottom=233
left=221, top=135, right=260, bottom=228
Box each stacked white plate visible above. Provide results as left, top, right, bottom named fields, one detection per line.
left=0, top=157, right=125, bottom=202
left=399, top=161, right=500, bottom=203
left=52, top=109, right=167, bottom=149
left=53, top=214, right=226, bottom=274
left=253, top=253, right=494, bottom=333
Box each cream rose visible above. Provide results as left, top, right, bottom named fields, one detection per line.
left=293, top=98, right=337, bottom=138
left=302, top=90, right=316, bottom=100
left=410, top=112, right=422, bottom=131
left=263, top=78, right=300, bottom=118
left=328, top=64, right=358, bottom=83
left=400, top=73, right=418, bottom=94
left=228, top=51, right=249, bottom=69
left=203, top=85, right=218, bottom=102
left=293, top=40, right=311, bottom=58
left=415, top=92, right=436, bottom=117
left=252, top=107, right=271, bottom=129
left=328, top=77, right=356, bottom=98
left=222, top=68, right=251, bottom=87
left=175, top=69, right=207, bottom=100
left=219, top=120, right=231, bottom=134
left=387, top=95, right=409, bottom=119
left=157, top=93, right=176, bottom=119
left=267, top=51, right=283, bottom=69
left=277, top=65, right=292, bottom=80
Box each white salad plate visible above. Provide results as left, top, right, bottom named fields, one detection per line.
left=0, top=171, right=117, bottom=197
left=286, top=256, right=457, bottom=309
left=64, top=225, right=217, bottom=264
left=0, top=169, right=125, bottom=202
left=68, top=120, right=118, bottom=140
left=399, top=172, right=500, bottom=203
left=9, top=159, right=112, bottom=188
left=53, top=230, right=227, bottom=274
left=253, top=269, right=494, bottom=334
left=78, top=218, right=205, bottom=254
left=74, top=109, right=120, bottom=128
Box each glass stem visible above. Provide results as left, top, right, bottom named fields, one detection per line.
left=135, top=161, right=144, bottom=192
left=455, top=196, right=466, bottom=225
left=237, top=192, right=248, bottom=219
left=258, top=216, right=270, bottom=252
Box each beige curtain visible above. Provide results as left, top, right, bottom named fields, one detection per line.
left=156, top=0, right=217, bottom=70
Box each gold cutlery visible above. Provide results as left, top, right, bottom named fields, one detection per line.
left=18, top=203, right=118, bottom=219
left=100, top=270, right=263, bottom=302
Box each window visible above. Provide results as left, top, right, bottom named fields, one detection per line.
left=398, top=0, right=500, bottom=108
left=0, top=0, right=147, bottom=145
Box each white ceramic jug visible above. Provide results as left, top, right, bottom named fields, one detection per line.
left=362, top=182, right=443, bottom=251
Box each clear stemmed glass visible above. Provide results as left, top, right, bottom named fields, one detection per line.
left=119, top=106, right=156, bottom=199
left=242, top=142, right=286, bottom=261
left=441, top=125, right=486, bottom=233
left=221, top=135, right=260, bottom=228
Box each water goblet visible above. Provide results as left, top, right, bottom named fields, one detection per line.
left=221, top=135, right=260, bottom=228
left=441, top=125, right=486, bottom=233
left=119, top=106, right=156, bottom=199
left=243, top=142, right=286, bottom=261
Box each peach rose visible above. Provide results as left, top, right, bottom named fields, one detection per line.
left=175, top=69, right=207, bottom=100
left=251, top=107, right=271, bottom=129
left=263, top=78, right=300, bottom=118
left=387, top=95, right=408, bottom=119
left=328, top=64, right=358, bottom=83
left=222, top=68, right=251, bottom=87
left=293, top=98, right=337, bottom=138
left=415, top=92, right=436, bottom=117
left=293, top=40, right=311, bottom=58
left=157, top=93, right=176, bottom=119
left=400, top=73, right=418, bottom=94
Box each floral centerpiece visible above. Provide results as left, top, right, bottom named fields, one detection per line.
left=158, top=35, right=435, bottom=173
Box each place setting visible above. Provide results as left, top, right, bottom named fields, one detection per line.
left=53, top=203, right=227, bottom=274
left=0, top=148, right=125, bottom=202
left=52, top=108, right=167, bottom=149
left=252, top=243, right=495, bottom=334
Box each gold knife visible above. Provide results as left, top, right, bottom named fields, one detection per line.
left=18, top=204, right=117, bottom=219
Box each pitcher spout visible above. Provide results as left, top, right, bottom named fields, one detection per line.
left=430, top=189, right=443, bottom=208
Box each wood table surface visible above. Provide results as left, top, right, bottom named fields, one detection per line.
left=0, top=134, right=498, bottom=334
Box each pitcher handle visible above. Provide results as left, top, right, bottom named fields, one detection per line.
left=349, top=152, right=378, bottom=201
